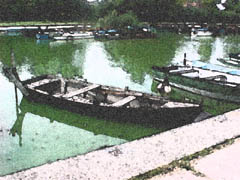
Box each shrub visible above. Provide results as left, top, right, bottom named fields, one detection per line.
left=97, top=10, right=139, bottom=29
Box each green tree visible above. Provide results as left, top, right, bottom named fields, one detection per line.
left=97, top=10, right=139, bottom=29
left=96, top=0, right=183, bottom=24
left=0, top=0, right=92, bottom=22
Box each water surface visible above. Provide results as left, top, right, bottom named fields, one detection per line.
left=1, top=34, right=240, bottom=176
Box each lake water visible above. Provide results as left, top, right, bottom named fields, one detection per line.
left=1, top=34, right=240, bottom=176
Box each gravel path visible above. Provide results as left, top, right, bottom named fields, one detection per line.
left=1, top=109, right=240, bottom=180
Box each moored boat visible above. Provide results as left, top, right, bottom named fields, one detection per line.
left=152, top=61, right=240, bottom=103
left=218, top=57, right=240, bottom=67
left=217, top=53, right=240, bottom=67
left=36, top=33, right=49, bottom=40
left=191, top=28, right=212, bottom=37
left=3, top=67, right=202, bottom=125
left=229, top=53, right=240, bottom=60
left=94, top=29, right=120, bottom=40
left=53, top=32, right=94, bottom=40
left=5, top=29, right=22, bottom=36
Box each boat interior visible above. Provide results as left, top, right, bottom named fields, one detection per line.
left=25, top=75, right=196, bottom=109
left=165, top=66, right=240, bottom=87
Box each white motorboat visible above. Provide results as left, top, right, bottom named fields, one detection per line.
left=191, top=28, right=212, bottom=37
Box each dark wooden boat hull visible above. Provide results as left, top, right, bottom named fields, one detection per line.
left=152, top=65, right=240, bottom=103
left=218, top=58, right=240, bottom=67
left=229, top=53, right=240, bottom=60
left=154, top=77, right=240, bottom=104
left=21, top=75, right=202, bottom=128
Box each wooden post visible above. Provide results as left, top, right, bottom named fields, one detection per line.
left=3, top=50, right=29, bottom=96
left=64, top=82, right=68, bottom=94
left=183, top=53, right=187, bottom=66
left=12, top=49, right=20, bottom=101
left=14, top=83, right=19, bottom=113
left=7, top=69, right=29, bottom=96
left=60, top=77, right=66, bottom=94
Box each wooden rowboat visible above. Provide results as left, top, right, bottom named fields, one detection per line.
left=218, top=57, right=240, bottom=67
left=3, top=67, right=202, bottom=125
left=152, top=63, right=240, bottom=104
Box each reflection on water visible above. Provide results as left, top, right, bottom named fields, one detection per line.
left=172, top=36, right=240, bottom=70
left=223, top=35, right=240, bottom=56
left=1, top=112, right=126, bottom=176
left=0, top=70, right=127, bottom=176
left=82, top=41, right=153, bottom=93
left=104, top=35, right=184, bottom=85
left=0, top=62, right=158, bottom=176
left=1, top=34, right=240, bottom=176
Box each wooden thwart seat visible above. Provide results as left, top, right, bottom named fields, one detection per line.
left=62, top=84, right=100, bottom=98
left=111, top=96, right=136, bottom=107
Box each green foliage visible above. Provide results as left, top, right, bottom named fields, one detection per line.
left=0, top=0, right=92, bottom=22
left=119, top=11, right=139, bottom=28
left=97, top=10, right=139, bottom=29
left=174, top=0, right=240, bottom=23
left=2, top=0, right=240, bottom=23
left=96, top=0, right=184, bottom=24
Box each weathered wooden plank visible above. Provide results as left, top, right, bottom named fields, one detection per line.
left=62, top=84, right=100, bottom=98
left=111, top=96, right=136, bottom=107
left=29, top=79, right=59, bottom=88
left=102, top=89, right=143, bottom=97
left=170, top=69, right=198, bottom=75
left=35, top=89, right=49, bottom=95
left=68, top=96, right=92, bottom=104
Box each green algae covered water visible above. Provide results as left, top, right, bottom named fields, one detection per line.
left=0, top=65, right=163, bottom=176
left=1, top=34, right=240, bottom=176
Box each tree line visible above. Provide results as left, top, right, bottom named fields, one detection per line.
left=1, top=0, right=240, bottom=25
left=0, top=0, right=92, bottom=22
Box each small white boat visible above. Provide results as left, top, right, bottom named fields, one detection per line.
left=191, top=28, right=212, bottom=37
left=53, top=32, right=94, bottom=40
